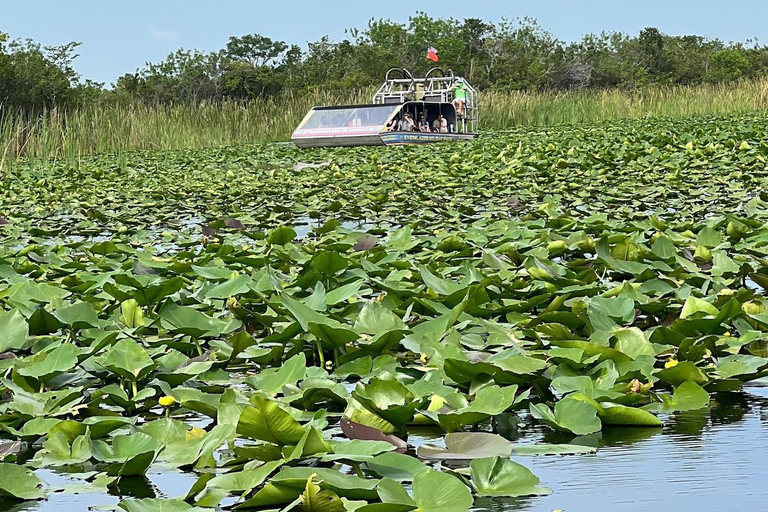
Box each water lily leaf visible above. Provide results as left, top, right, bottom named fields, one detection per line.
left=322, top=440, right=395, bottom=463
left=206, top=460, right=282, bottom=492
left=417, top=433, right=512, bottom=460
left=96, top=338, right=156, bottom=381
left=326, top=280, right=365, bottom=305
left=470, top=456, right=551, bottom=497
left=655, top=361, right=709, bottom=386
left=419, top=385, right=524, bottom=432
left=119, top=299, right=145, bottom=329
left=0, top=309, right=29, bottom=352
left=119, top=498, right=211, bottom=512
left=53, top=301, right=100, bottom=330
left=204, top=274, right=252, bottom=299
left=715, top=354, right=768, bottom=380
left=354, top=301, right=407, bottom=334
left=247, top=353, right=306, bottom=395
left=0, top=462, right=46, bottom=500
left=530, top=395, right=602, bottom=435
left=599, top=403, right=662, bottom=427
left=697, top=227, right=723, bottom=248
left=311, top=250, right=348, bottom=276
left=159, top=303, right=228, bottom=338
left=353, top=373, right=425, bottom=427
left=268, top=225, right=297, bottom=245
left=364, top=452, right=429, bottom=481
left=613, top=327, right=655, bottom=359
left=237, top=394, right=305, bottom=446
left=679, top=296, right=719, bottom=319
left=654, top=381, right=710, bottom=412
left=588, top=296, right=635, bottom=331
left=300, top=472, right=346, bottom=512
left=17, top=342, right=79, bottom=380
left=411, top=469, right=472, bottom=512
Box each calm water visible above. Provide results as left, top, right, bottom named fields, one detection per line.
left=5, top=380, right=767, bottom=512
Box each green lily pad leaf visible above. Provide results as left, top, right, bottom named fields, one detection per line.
left=419, top=385, right=524, bottom=433
left=411, top=469, right=472, bottom=512
left=268, top=225, right=297, bottom=245
left=588, top=297, right=635, bottom=331
left=311, top=250, right=348, bottom=276
left=158, top=303, right=228, bottom=338
left=247, top=353, right=306, bottom=396
left=655, top=361, right=709, bottom=386
left=0, top=309, right=29, bottom=352
left=470, top=456, right=551, bottom=497
left=353, top=373, right=425, bottom=428
left=416, top=433, right=512, bottom=460
left=206, top=460, right=282, bottom=492
left=364, top=452, right=429, bottom=481
left=697, top=227, right=723, bottom=248
left=204, top=274, right=252, bottom=299
left=119, top=498, right=211, bottom=512
left=119, top=299, right=145, bottom=328
left=715, top=354, right=768, bottom=380
left=530, top=395, right=602, bottom=435
left=655, top=381, right=710, bottom=412
left=237, top=395, right=305, bottom=446
left=301, top=472, right=346, bottom=512
left=326, top=280, right=365, bottom=306
left=0, top=462, right=46, bottom=500
left=17, top=343, right=79, bottom=380
left=96, top=338, right=156, bottom=381
left=599, top=403, right=662, bottom=427
left=53, top=301, right=100, bottom=330
left=322, top=440, right=395, bottom=463
left=613, top=327, right=655, bottom=359
left=679, top=296, right=719, bottom=319
left=354, top=301, right=408, bottom=334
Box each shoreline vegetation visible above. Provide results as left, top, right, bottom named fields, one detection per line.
left=2, top=77, right=768, bottom=162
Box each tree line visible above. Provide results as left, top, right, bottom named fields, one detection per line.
left=3, top=13, right=768, bottom=110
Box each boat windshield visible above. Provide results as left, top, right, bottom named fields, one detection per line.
left=298, top=105, right=400, bottom=130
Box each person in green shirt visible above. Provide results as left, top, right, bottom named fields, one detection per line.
left=451, top=79, right=468, bottom=119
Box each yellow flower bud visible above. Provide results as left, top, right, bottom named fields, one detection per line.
left=664, top=359, right=678, bottom=369
left=159, top=396, right=176, bottom=407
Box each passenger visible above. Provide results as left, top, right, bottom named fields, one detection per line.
left=451, top=78, right=468, bottom=119
left=398, top=114, right=415, bottom=132
left=418, top=113, right=430, bottom=132
left=386, top=118, right=398, bottom=131
left=432, top=115, right=442, bottom=133
left=439, top=115, right=448, bottom=133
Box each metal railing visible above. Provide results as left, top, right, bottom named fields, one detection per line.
left=372, top=68, right=478, bottom=133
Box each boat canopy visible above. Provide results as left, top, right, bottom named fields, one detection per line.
left=293, top=104, right=401, bottom=138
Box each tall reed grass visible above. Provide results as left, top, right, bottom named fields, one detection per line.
left=2, top=78, right=768, bottom=162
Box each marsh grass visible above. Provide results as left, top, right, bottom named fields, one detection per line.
left=2, top=78, right=768, bottom=162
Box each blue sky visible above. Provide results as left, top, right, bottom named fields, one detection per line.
left=3, top=0, right=767, bottom=85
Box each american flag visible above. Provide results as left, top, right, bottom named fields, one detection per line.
left=427, top=46, right=439, bottom=62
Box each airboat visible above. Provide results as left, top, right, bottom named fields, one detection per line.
left=292, top=68, right=477, bottom=148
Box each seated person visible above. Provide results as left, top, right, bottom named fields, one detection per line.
left=417, top=113, right=430, bottom=132
left=451, top=79, right=468, bottom=119
left=398, top=114, right=415, bottom=132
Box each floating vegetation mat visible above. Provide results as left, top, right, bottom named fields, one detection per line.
left=1, top=112, right=768, bottom=511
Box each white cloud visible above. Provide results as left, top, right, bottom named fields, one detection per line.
left=150, top=27, right=180, bottom=41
